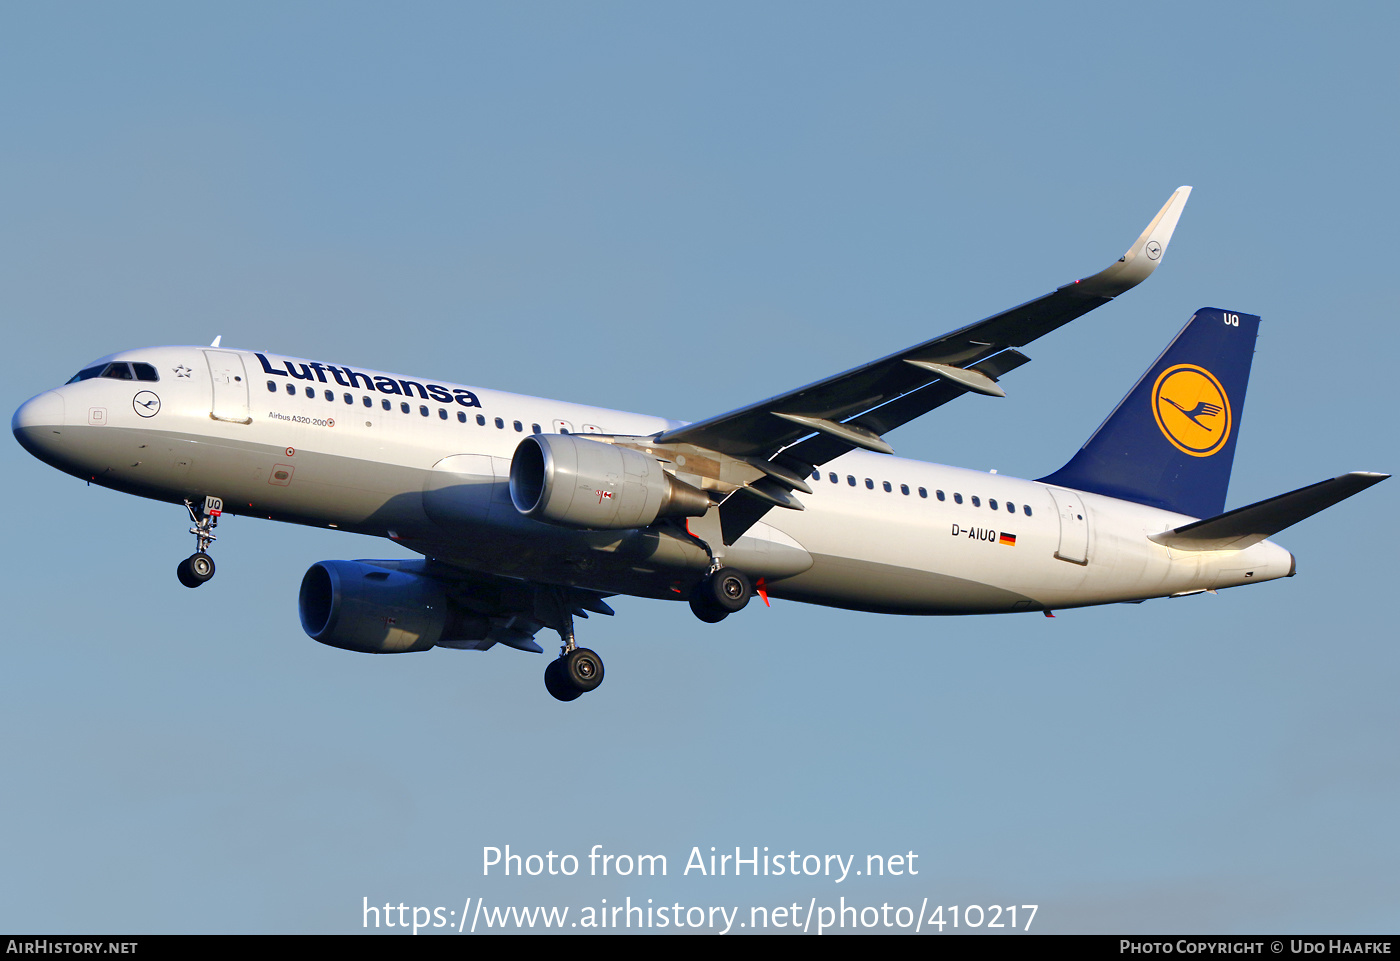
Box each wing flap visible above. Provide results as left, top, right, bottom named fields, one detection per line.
left=776, top=349, right=1031, bottom=471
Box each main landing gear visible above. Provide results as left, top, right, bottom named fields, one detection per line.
left=669, top=518, right=755, bottom=624
left=688, top=566, right=753, bottom=623
left=544, top=648, right=604, bottom=703
left=177, top=495, right=223, bottom=589
left=540, top=586, right=605, bottom=703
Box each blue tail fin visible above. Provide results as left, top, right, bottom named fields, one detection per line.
left=1038, top=308, right=1259, bottom=519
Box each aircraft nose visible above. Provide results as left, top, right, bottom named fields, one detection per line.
left=12, top=390, right=66, bottom=455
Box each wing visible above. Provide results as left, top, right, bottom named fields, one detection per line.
left=642, top=187, right=1192, bottom=543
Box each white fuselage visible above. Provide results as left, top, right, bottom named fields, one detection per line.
left=12, top=345, right=1296, bottom=615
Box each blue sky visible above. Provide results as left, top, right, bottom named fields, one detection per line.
left=2, top=3, right=1396, bottom=934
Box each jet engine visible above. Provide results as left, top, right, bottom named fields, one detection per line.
left=298, top=560, right=489, bottom=654
left=509, top=434, right=710, bottom=529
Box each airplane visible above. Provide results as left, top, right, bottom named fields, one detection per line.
left=11, top=187, right=1388, bottom=702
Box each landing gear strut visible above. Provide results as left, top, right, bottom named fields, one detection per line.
left=540, top=586, right=605, bottom=702
left=689, top=566, right=753, bottom=623
left=177, top=495, right=223, bottom=589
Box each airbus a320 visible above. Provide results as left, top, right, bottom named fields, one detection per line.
left=12, top=188, right=1387, bottom=701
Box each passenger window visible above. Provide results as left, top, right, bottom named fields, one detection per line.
left=286, top=384, right=295, bottom=396
left=363, top=396, right=372, bottom=407
left=132, top=363, right=159, bottom=382
left=972, top=496, right=981, bottom=507
left=495, top=417, right=504, bottom=429
left=919, top=487, right=928, bottom=498
left=513, top=420, right=523, bottom=432
left=267, top=381, right=277, bottom=392
left=865, top=478, right=874, bottom=490
left=953, top=493, right=963, bottom=504
left=306, top=387, right=315, bottom=398
left=476, top=414, right=486, bottom=426
left=324, top=390, right=334, bottom=402
left=812, top=470, right=820, bottom=480
left=829, top=472, right=838, bottom=484
left=382, top=399, right=391, bottom=410
left=438, top=409, right=447, bottom=420
left=882, top=481, right=892, bottom=492
left=900, top=484, right=909, bottom=495
left=1006, top=502, right=1015, bottom=513
left=458, top=411, right=467, bottom=423
left=1024, top=505, right=1033, bottom=517
left=401, top=402, right=410, bottom=414
left=989, top=498, right=998, bottom=510
left=419, top=405, right=429, bottom=417
left=847, top=475, right=856, bottom=486
left=936, top=490, right=946, bottom=501
left=532, top=424, right=541, bottom=434
left=344, top=393, right=353, bottom=404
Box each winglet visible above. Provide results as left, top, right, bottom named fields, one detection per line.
left=1075, top=186, right=1191, bottom=299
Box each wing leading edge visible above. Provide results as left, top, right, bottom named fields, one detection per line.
left=647, top=187, right=1192, bottom=543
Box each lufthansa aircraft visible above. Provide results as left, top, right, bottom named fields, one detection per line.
left=12, top=188, right=1387, bottom=701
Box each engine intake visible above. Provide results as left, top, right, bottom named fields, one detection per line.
left=510, top=434, right=710, bottom=529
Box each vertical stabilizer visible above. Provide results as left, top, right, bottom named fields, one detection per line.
left=1038, top=308, right=1259, bottom=519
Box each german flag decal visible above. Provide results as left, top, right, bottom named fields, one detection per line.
left=999, top=532, right=1017, bottom=546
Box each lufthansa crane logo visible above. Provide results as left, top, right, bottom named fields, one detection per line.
left=1152, top=364, right=1230, bottom=457
left=132, top=391, right=161, bottom=418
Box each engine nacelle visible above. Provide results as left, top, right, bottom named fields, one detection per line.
left=299, top=560, right=488, bottom=654
left=509, top=434, right=711, bottom=529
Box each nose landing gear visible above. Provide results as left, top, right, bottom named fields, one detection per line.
left=177, top=495, right=223, bottom=589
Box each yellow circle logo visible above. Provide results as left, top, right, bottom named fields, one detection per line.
left=1152, top=364, right=1231, bottom=457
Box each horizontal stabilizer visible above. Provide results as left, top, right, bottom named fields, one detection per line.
left=1149, top=472, right=1389, bottom=551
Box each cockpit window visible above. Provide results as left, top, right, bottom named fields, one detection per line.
left=67, top=365, right=105, bottom=384
left=67, top=362, right=161, bottom=384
